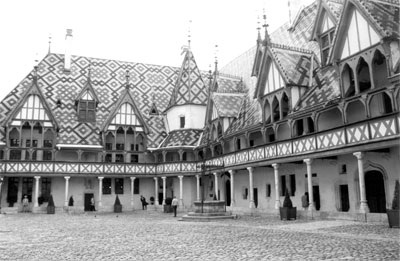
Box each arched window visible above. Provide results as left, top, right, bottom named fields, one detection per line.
left=346, top=100, right=366, bottom=124
left=281, top=92, right=290, bottom=118
left=217, top=122, right=223, bottom=138
left=317, top=108, right=343, bottom=131
left=264, top=99, right=271, bottom=124
left=357, top=58, right=371, bottom=93
left=369, top=92, right=393, bottom=118
left=372, top=50, right=390, bottom=88
left=272, top=96, right=280, bottom=122
left=342, top=64, right=355, bottom=97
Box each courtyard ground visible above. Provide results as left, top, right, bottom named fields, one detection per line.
left=0, top=210, right=399, bottom=260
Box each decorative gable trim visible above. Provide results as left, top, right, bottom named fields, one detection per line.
left=75, top=68, right=100, bottom=103
left=4, top=67, right=59, bottom=130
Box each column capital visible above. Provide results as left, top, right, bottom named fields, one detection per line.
left=34, top=176, right=41, bottom=180
left=178, top=175, right=183, bottom=179
left=64, top=176, right=70, bottom=180
left=153, top=177, right=158, bottom=181
left=246, top=167, right=253, bottom=173
left=228, top=170, right=236, bottom=175
left=213, top=172, right=218, bottom=177
left=195, top=174, right=200, bottom=178
left=353, top=151, right=364, bottom=160
left=98, top=176, right=104, bottom=180
left=161, top=176, right=167, bottom=180
left=303, top=158, right=313, bottom=165
left=271, top=163, right=279, bottom=169
left=130, top=177, right=136, bottom=181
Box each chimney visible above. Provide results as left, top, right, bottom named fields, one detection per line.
left=64, top=29, right=73, bottom=71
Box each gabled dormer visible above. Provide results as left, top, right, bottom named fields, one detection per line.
left=310, top=0, right=342, bottom=65
left=75, top=67, right=99, bottom=123
left=102, top=72, right=149, bottom=134
left=4, top=66, right=59, bottom=130
left=329, top=0, right=383, bottom=64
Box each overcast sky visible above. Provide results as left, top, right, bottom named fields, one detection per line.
left=0, top=0, right=313, bottom=101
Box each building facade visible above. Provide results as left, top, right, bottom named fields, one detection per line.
left=0, top=0, right=399, bottom=221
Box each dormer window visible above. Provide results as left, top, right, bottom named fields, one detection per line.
left=320, top=29, right=335, bottom=65
left=77, top=91, right=96, bottom=122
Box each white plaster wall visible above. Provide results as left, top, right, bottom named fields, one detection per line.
left=165, top=104, right=206, bottom=131
left=171, top=176, right=196, bottom=208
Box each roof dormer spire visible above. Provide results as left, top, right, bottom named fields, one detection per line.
left=214, top=44, right=219, bottom=74
left=188, top=20, right=192, bottom=48
left=262, top=9, right=271, bottom=45
left=48, top=34, right=52, bottom=54
left=257, top=15, right=262, bottom=43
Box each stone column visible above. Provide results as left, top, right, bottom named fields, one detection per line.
left=130, top=177, right=136, bottom=208
left=228, top=170, right=235, bottom=207
left=98, top=177, right=103, bottom=207
left=64, top=176, right=70, bottom=207
left=34, top=176, right=40, bottom=207
left=304, top=159, right=315, bottom=211
left=154, top=177, right=159, bottom=206
left=178, top=175, right=184, bottom=206
left=195, top=175, right=200, bottom=201
left=162, top=177, right=167, bottom=205
left=272, top=163, right=280, bottom=209
left=213, top=173, right=219, bottom=200
left=353, top=152, right=369, bottom=213
left=247, top=167, right=256, bottom=208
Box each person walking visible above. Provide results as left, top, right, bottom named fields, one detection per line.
left=171, top=196, right=179, bottom=217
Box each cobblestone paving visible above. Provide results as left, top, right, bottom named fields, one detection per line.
left=0, top=211, right=399, bottom=260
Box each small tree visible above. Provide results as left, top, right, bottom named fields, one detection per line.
left=114, top=195, right=121, bottom=206
left=282, top=188, right=293, bottom=208
left=392, top=180, right=399, bottom=210
left=68, top=196, right=74, bottom=207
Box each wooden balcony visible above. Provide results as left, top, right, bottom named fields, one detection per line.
left=0, top=113, right=398, bottom=176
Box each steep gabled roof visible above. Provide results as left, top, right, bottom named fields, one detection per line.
left=166, top=48, right=207, bottom=109
left=310, top=0, right=344, bottom=40
left=159, top=129, right=203, bottom=148
left=213, top=93, right=245, bottom=118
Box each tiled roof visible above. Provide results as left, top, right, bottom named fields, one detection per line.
left=214, top=74, right=244, bottom=93
left=160, top=129, right=203, bottom=148
left=0, top=53, right=178, bottom=148
left=167, top=49, right=207, bottom=109
left=326, top=0, right=345, bottom=19
left=213, top=93, right=244, bottom=118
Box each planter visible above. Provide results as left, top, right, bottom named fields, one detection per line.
left=387, top=209, right=399, bottom=228
left=279, top=207, right=297, bottom=220
left=114, top=205, right=122, bottom=213
left=164, top=205, right=173, bottom=213
left=47, top=206, right=55, bottom=214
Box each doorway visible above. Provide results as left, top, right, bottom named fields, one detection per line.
left=313, top=186, right=320, bottom=211
left=7, top=177, right=19, bottom=207
left=340, top=185, right=350, bottom=212
left=84, top=193, right=94, bottom=211
left=253, top=188, right=258, bottom=208
left=365, top=170, right=386, bottom=213
left=225, top=180, right=231, bottom=206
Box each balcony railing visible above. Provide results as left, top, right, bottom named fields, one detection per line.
left=0, top=113, right=398, bottom=176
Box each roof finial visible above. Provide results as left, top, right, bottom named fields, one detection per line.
left=48, top=33, right=52, bottom=54
left=262, top=8, right=270, bottom=45
left=256, top=15, right=262, bottom=42
left=214, top=44, right=219, bottom=73
left=125, top=70, right=130, bottom=90
left=188, top=20, right=192, bottom=48
left=33, top=65, right=39, bottom=83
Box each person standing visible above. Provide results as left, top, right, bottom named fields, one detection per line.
left=140, top=195, right=147, bottom=210
left=171, top=196, right=179, bottom=217
left=22, top=195, right=29, bottom=213
left=90, top=196, right=96, bottom=211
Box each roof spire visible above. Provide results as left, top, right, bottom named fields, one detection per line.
left=48, top=33, right=52, bottom=54
left=188, top=20, right=192, bottom=48
left=262, top=8, right=271, bottom=45
left=256, top=15, right=262, bottom=43
left=125, top=70, right=130, bottom=90
left=214, top=44, right=219, bottom=74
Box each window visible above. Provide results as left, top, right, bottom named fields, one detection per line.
left=78, top=100, right=96, bottom=122
left=115, top=178, right=124, bottom=194
left=10, top=139, right=19, bottom=147
left=106, top=143, right=113, bottom=150
left=266, top=184, right=271, bottom=197
left=290, top=174, right=296, bottom=196
left=102, top=178, right=112, bottom=195
left=320, top=29, right=335, bottom=65
left=116, top=143, right=124, bottom=150
left=44, top=140, right=53, bottom=148
left=180, top=116, right=185, bottom=128
left=280, top=175, right=286, bottom=196
left=236, top=138, right=241, bottom=150
left=26, top=140, right=38, bottom=148
left=131, top=144, right=139, bottom=151
left=131, top=154, right=138, bottom=163
left=43, top=150, right=52, bottom=161
left=134, top=178, right=140, bottom=194
left=31, top=151, right=37, bottom=161
left=41, top=178, right=51, bottom=202
left=10, top=150, right=21, bottom=160
left=115, top=154, right=124, bottom=163
left=339, top=164, right=347, bottom=174
left=105, top=154, right=112, bottom=163
left=249, top=140, right=254, bottom=147
left=15, top=95, right=49, bottom=121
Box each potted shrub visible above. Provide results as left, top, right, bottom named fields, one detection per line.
left=150, top=196, right=155, bottom=205
left=47, top=194, right=55, bottom=214
left=164, top=197, right=173, bottom=213
left=387, top=180, right=399, bottom=228
left=114, top=195, right=122, bottom=213
left=279, top=188, right=296, bottom=220
left=68, top=196, right=74, bottom=207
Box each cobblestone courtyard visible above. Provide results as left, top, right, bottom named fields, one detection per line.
left=0, top=211, right=399, bottom=260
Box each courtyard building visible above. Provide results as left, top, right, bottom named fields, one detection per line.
left=0, top=0, right=399, bottom=223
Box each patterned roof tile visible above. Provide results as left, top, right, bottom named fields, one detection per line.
left=160, top=129, right=203, bottom=148
left=213, top=94, right=244, bottom=118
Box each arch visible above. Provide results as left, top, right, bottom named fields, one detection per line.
left=249, top=130, right=264, bottom=147
left=342, top=64, right=355, bottom=97
left=372, top=49, right=390, bottom=88
left=365, top=170, right=386, bottom=213
left=317, top=107, right=343, bottom=131
left=225, top=179, right=231, bottom=206
left=265, top=126, right=275, bottom=143
left=276, top=122, right=291, bottom=141
left=357, top=57, right=371, bottom=93
left=197, top=150, right=204, bottom=160
left=281, top=92, right=290, bottom=118
left=217, top=122, right=223, bottom=139
left=369, top=92, right=393, bottom=118
left=165, top=151, right=180, bottom=162
left=214, top=144, right=223, bottom=156
left=136, top=133, right=145, bottom=151
left=271, top=96, right=280, bottom=122
left=346, top=100, right=366, bottom=124
left=264, top=99, right=271, bottom=124
left=105, top=132, right=115, bottom=150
